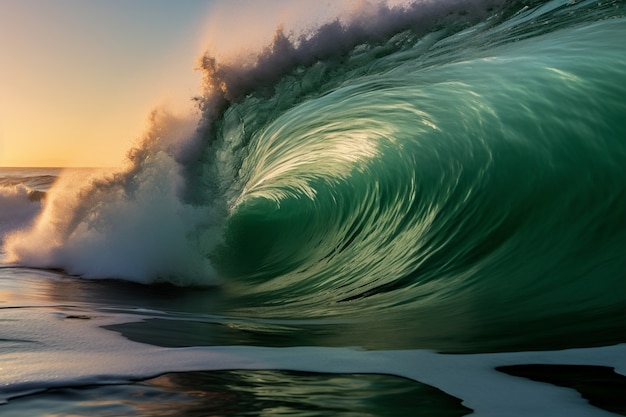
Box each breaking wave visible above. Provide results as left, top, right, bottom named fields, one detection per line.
left=3, top=0, right=625, bottom=349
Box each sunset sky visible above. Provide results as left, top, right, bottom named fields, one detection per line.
left=0, top=0, right=214, bottom=167
left=0, top=0, right=380, bottom=167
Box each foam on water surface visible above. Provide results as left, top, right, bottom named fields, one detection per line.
left=1, top=301, right=624, bottom=417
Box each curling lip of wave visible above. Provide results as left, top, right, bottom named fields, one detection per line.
left=195, top=0, right=506, bottom=115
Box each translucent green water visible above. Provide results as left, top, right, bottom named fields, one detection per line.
left=195, top=0, right=626, bottom=351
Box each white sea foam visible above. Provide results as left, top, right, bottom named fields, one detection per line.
left=1, top=306, right=623, bottom=416
left=2, top=113, right=223, bottom=285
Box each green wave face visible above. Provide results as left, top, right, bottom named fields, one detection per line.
left=199, top=0, right=626, bottom=349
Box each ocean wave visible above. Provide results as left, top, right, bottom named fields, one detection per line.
left=0, top=185, right=44, bottom=245
left=2, top=0, right=625, bottom=345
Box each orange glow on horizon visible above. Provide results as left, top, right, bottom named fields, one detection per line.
left=0, top=0, right=374, bottom=168
left=0, top=1, right=211, bottom=168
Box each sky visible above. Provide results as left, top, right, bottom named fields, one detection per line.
left=0, top=0, right=388, bottom=167
left=0, top=0, right=214, bottom=167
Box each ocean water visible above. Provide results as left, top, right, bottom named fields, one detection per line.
left=1, top=0, right=626, bottom=416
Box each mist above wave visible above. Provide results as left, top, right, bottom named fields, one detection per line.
left=3, top=112, right=222, bottom=284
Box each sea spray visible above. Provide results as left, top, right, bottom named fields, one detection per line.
left=4, top=111, right=223, bottom=285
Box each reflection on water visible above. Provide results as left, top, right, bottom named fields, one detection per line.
left=2, top=267, right=624, bottom=354
left=1, top=370, right=471, bottom=417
